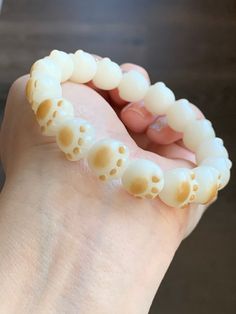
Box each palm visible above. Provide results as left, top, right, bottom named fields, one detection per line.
left=0, top=75, right=207, bottom=239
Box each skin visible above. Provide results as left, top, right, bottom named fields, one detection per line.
left=0, top=62, right=210, bottom=313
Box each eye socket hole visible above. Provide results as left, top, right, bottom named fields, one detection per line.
left=57, top=100, right=63, bottom=107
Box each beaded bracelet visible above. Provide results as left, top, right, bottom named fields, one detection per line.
left=25, top=50, right=232, bottom=208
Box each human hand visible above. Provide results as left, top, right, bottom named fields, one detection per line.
left=0, top=62, right=208, bottom=313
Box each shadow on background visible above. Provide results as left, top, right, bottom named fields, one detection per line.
left=0, top=0, right=236, bottom=313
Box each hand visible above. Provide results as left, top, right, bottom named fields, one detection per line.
left=0, top=63, right=208, bottom=313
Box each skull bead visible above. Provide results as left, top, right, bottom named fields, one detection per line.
left=25, top=74, right=62, bottom=112
left=159, top=168, right=199, bottom=208
left=121, top=159, right=164, bottom=199
left=87, top=139, right=129, bottom=181
left=192, top=166, right=221, bottom=204
left=36, top=98, right=74, bottom=136
left=56, top=118, right=95, bottom=161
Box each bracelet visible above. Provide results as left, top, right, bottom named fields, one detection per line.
left=25, top=49, right=232, bottom=208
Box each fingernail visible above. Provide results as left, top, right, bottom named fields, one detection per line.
left=121, top=102, right=156, bottom=133
left=150, top=116, right=167, bottom=132
left=122, top=102, right=146, bottom=118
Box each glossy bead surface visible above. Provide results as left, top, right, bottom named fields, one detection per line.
left=92, top=58, right=122, bottom=90
left=200, top=157, right=231, bottom=189
left=144, top=82, right=175, bottom=115
left=26, top=51, right=231, bottom=202
left=192, top=166, right=220, bottom=204
left=25, top=74, right=62, bottom=112
left=183, top=119, right=215, bottom=152
left=56, top=118, right=95, bottom=161
left=36, top=98, right=74, bottom=136
left=49, top=50, right=74, bottom=82
left=87, top=139, right=129, bottom=181
left=166, top=99, right=196, bottom=132
left=118, top=70, right=149, bottom=102
left=121, top=159, right=164, bottom=199
left=196, top=138, right=228, bottom=164
left=159, top=168, right=198, bottom=208
left=70, top=50, right=97, bottom=83
left=30, top=57, right=61, bottom=81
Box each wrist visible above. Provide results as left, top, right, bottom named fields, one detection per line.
left=0, top=161, right=182, bottom=313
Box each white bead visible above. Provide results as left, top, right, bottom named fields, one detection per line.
left=196, top=138, right=228, bottom=164
left=87, top=139, right=129, bottom=181
left=70, top=50, right=97, bottom=83
left=56, top=118, right=95, bottom=161
left=36, top=98, right=74, bottom=136
left=49, top=50, right=74, bottom=82
left=215, top=137, right=224, bottom=146
left=166, top=99, right=196, bottom=132
left=118, top=70, right=149, bottom=102
left=159, top=168, right=198, bottom=208
left=30, top=57, right=61, bottom=81
left=225, top=158, right=232, bottom=169
left=192, top=166, right=220, bottom=204
left=92, top=57, right=122, bottom=90
left=183, top=119, right=215, bottom=152
left=201, top=156, right=232, bottom=170
left=143, top=82, right=175, bottom=115
left=121, top=159, right=164, bottom=199
left=25, top=74, right=62, bottom=112
left=200, top=157, right=231, bottom=189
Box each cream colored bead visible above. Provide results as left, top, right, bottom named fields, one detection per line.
left=215, top=137, right=224, bottom=146
left=92, top=57, right=122, bottom=90
left=159, top=168, right=198, bottom=208
left=183, top=119, right=215, bottom=152
left=70, top=50, right=97, bottom=83
left=166, top=99, right=196, bottom=132
left=225, top=158, right=232, bottom=169
left=30, top=57, right=61, bottom=81
left=49, top=50, right=74, bottom=82
left=36, top=98, right=74, bottom=136
left=200, top=157, right=231, bottom=189
left=192, top=166, right=220, bottom=204
left=25, top=74, right=62, bottom=112
left=121, top=159, right=164, bottom=199
left=196, top=137, right=228, bottom=164
left=143, top=82, right=175, bottom=115
left=87, top=139, right=129, bottom=181
left=56, top=118, right=95, bottom=161
left=118, top=70, right=149, bottom=102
